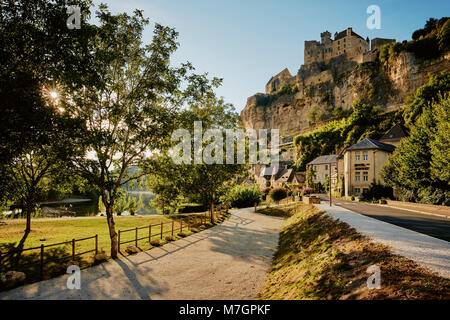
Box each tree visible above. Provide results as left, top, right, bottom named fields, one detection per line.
left=307, top=105, right=321, bottom=124
left=0, top=0, right=96, bottom=196
left=147, top=173, right=182, bottom=214
left=146, top=92, right=245, bottom=224
left=65, top=7, right=196, bottom=258
left=382, top=94, right=450, bottom=204
left=4, top=107, right=84, bottom=233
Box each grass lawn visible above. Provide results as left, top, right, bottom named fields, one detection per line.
left=0, top=211, right=221, bottom=290
left=258, top=204, right=450, bottom=300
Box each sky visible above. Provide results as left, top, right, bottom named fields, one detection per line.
left=91, top=0, right=449, bottom=113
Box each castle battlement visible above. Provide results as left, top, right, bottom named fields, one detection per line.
left=304, top=27, right=370, bottom=65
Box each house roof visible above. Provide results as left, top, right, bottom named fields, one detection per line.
left=307, top=155, right=337, bottom=166
left=274, top=168, right=294, bottom=182
left=379, top=124, right=407, bottom=143
left=345, top=138, right=395, bottom=153
left=260, top=165, right=279, bottom=177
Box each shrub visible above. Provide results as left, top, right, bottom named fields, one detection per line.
left=223, top=185, right=261, bottom=208
left=361, top=182, right=394, bottom=201
left=269, top=188, right=288, bottom=203
left=165, top=236, right=174, bottom=241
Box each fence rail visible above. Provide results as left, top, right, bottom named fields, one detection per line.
left=117, top=208, right=227, bottom=251
left=0, top=235, right=98, bottom=280
left=0, top=205, right=229, bottom=281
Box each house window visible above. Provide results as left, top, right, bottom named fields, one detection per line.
left=355, top=172, right=360, bottom=182
left=363, top=188, right=369, bottom=194
left=314, top=165, right=317, bottom=171
left=363, top=151, right=368, bottom=161
left=325, top=164, right=328, bottom=170
left=355, top=188, right=361, bottom=194
left=355, top=152, right=360, bottom=161
left=363, top=172, right=369, bottom=181
left=314, top=175, right=317, bottom=180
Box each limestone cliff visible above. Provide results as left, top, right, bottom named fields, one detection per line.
left=241, top=51, right=450, bottom=139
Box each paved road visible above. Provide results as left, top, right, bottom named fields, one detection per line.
left=0, top=207, right=284, bottom=300
left=317, top=203, right=450, bottom=279
left=332, top=198, right=450, bottom=242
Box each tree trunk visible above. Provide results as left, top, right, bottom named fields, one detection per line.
left=24, top=191, right=35, bottom=234
left=25, top=205, right=32, bottom=234
left=105, top=204, right=118, bottom=259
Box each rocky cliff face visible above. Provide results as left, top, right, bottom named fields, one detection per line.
left=241, top=51, right=450, bottom=138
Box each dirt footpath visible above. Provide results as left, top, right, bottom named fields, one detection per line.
left=0, top=207, right=284, bottom=300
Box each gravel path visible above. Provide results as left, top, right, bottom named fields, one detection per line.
left=0, top=207, right=284, bottom=300
left=317, top=203, right=450, bottom=279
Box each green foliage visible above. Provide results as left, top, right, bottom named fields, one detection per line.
left=307, top=105, right=322, bottom=124
left=361, top=182, right=394, bottom=201
left=294, top=100, right=398, bottom=170
left=221, top=185, right=261, bottom=208
left=269, top=188, right=288, bottom=203
left=403, top=72, right=450, bottom=127
left=305, top=167, right=315, bottom=187
left=379, top=17, right=449, bottom=63
left=437, top=19, right=450, bottom=52
left=381, top=94, right=450, bottom=205
left=324, top=176, right=330, bottom=193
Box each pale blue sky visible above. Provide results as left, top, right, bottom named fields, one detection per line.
left=92, top=0, right=449, bottom=112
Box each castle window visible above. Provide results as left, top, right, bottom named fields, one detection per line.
left=355, top=152, right=360, bottom=161
left=355, top=172, right=361, bottom=182
left=363, top=151, right=368, bottom=161
left=363, top=172, right=369, bottom=181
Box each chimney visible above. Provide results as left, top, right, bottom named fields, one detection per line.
left=346, top=27, right=352, bottom=36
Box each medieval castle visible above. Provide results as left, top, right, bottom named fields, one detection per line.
left=265, top=27, right=395, bottom=94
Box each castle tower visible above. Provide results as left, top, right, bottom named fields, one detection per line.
left=320, top=31, right=331, bottom=44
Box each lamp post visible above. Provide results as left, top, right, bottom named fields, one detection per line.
left=329, top=164, right=332, bottom=207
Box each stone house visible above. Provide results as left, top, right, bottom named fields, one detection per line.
left=342, top=138, right=395, bottom=197
left=306, top=155, right=337, bottom=186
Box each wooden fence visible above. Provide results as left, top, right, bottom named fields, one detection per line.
left=0, top=205, right=228, bottom=281
left=0, top=235, right=98, bottom=280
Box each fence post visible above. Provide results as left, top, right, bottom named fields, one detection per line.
left=72, top=239, right=75, bottom=261
left=160, top=221, right=163, bottom=239
left=171, top=221, right=174, bottom=236
left=135, top=227, right=138, bottom=247
left=40, top=244, right=44, bottom=280
left=118, top=230, right=121, bottom=252
left=180, top=219, right=183, bottom=232
left=95, top=235, right=98, bottom=255
left=149, top=225, right=152, bottom=243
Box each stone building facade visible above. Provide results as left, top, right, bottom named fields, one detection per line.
left=304, top=28, right=371, bottom=65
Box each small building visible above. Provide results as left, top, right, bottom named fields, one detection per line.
left=306, top=155, right=337, bottom=185
left=378, top=123, right=406, bottom=147
left=343, top=138, right=395, bottom=197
